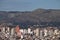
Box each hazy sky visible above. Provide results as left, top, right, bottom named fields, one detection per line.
left=0, top=0, right=60, bottom=11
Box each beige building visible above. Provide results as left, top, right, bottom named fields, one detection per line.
left=34, top=28, right=40, bottom=37
left=44, top=29, right=48, bottom=37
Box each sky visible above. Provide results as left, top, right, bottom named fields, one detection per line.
left=0, top=0, right=60, bottom=11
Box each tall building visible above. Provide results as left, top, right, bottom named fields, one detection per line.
left=11, top=28, right=15, bottom=35
left=1, top=27, right=5, bottom=34
left=15, top=25, right=21, bottom=37
left=28, top=28, right=31, bottom=34
left=44, top=29, right=48, bottom=37
left=35, top=28, right=40, bottom=37
left=40, top=30, right=44, bottom=39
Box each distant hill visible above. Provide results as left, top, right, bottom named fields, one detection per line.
left=0, top=8, right=60, bottom=26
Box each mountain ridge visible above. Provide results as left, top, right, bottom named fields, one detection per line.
left=0, top=8, right=60, bottom=26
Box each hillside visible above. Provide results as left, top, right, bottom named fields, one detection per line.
left=0, top=8, right=60, bottom=26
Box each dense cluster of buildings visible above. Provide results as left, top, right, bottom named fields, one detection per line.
left=0, top=24, right=60, bottom=40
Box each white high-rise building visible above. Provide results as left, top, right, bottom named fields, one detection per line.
left=11, top=28, right=15, bottom=35
left=23, top=29, right=27, bottom=34
left=44, top=29, right=48, bottom=37
left=7, top=27, right=10, bottom=32
left=2, top=27, right=5, bottom=33
left=28, top=28, right=31, bottom=34
left=40, top=30, right=44, bottom=39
